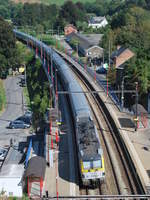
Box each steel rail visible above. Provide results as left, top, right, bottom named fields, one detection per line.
left=55, top=50, right=146, bottom=194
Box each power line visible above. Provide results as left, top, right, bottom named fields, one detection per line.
left=57, top=90, right=136, bottom=94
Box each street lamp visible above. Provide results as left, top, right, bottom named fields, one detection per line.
left=135, top=82, right=138, bottom=131
left=121, top=76, right=128, bottom=111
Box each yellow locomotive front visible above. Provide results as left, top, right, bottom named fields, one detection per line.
left=80, top=155, right=105, bottom=185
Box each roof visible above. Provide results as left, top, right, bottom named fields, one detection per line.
left=111, top=47, right=135, bottom=68
left=77, top=120, right=101, bottom=160
left=89, top=16, right=106, bottom=24
left=0, top=164, right=24, bottom=177
left=83, top=34, right=103, bottom=46
left=132, top=104, right=148, bottom=116
left=24, top=156, right=46, bottom=179
left=64, top=24, right=77, bottom=30
left=3, top=147, right=23, bottom=165
left=66, top=32, right=94, bottom=50
left=111, top=47, right=127, bottom=58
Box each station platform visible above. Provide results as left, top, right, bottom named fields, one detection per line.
left=99, top=89, right=150, bottom=194
left=42, top=111, right=79, bottom=198
left=87, top=69, right=150, bottom=193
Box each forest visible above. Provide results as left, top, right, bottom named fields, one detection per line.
left=0, top=0, right=150, bottom=98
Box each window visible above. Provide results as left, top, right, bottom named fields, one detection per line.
left=83, top=161, right=90, bottom=170
left=93, top=160, right=101, bottom=168
left=9, top=192, right=13, bottom=196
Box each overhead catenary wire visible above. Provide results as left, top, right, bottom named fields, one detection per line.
left=57, top=90, right=136, bottom=94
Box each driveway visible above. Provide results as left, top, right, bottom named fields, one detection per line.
left=0, top=75, right=30, bottom=147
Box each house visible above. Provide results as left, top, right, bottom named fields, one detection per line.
left=0, top=147, right=24, bottom=197
left=88, top=16, right=108, bottom=29
left=111, top=46, right=135, bottom=68
left=66, top=32, right=103, bottom=64
left=64, top=24, right=77, bottom=36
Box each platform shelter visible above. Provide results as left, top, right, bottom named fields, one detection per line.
left=24, top=156, right=46, bottom=198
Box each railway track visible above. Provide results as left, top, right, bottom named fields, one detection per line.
left=56, top=50, right=145, bottom=197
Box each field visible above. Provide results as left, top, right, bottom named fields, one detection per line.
left=12, top=0, right=95, bottom=5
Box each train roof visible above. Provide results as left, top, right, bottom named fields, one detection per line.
left=68, top=82, right=91, bottom=116
left=78, top=120, right=100, bottom=160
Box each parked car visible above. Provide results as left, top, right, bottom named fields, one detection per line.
left=96, top=66, right=107, bottom=74
left=0, top=149, right=7, bottom=160
left=20, top=78, right=26, bottom=87
left=17, top=115, right=32, bottom=125
left=9, top=120, right=30, bottom=129
left=0, top=71, right=8, bottom=79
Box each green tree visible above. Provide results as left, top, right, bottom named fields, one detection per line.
left=0, top=16, right=18, bottom=76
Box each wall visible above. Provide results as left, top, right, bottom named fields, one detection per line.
left=0, top=177, right=22, bottom=197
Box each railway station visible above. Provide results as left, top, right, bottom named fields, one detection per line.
left=0, top=29, right=149, bottom=199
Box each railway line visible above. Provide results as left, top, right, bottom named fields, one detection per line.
left=14, top=30, right=147, bottom=198
left=55, top=49, right=145, bottom=196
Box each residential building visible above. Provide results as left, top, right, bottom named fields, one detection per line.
left=111, top=46, right=135, bottom=68
left=88, top=16, right=108, bottom=29
left=66, top=32, right=103, bottom=64
left=64, top=24, right=77, bottom=36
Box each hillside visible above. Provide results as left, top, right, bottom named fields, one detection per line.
left=12, top=0, right=94, bottom=5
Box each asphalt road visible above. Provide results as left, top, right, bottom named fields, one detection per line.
left=0, top=75, right=29, bottom=147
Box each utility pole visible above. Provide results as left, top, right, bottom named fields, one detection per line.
left=58, top=26, right=60, bottom=36
left=121, top=76, right=128, bottom=111
left=22, top=90, right=24, bottom=115
left=121, top=78, right=124, bottom=111
left=135, top=82, right=138, bottom=131
left=108, top=39, right=111, bottom=67
left=25, top=64, right=27, bottom=86
left=103, top=50, right=104, bottom=65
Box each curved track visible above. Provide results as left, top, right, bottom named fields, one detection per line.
left=55, top=50, right=145, bottom=196
left=14, top=30, right=146, bottom=197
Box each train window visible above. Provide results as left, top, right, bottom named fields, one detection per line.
left=83, top=161, right=91, bottom=170
left=93, top=160, right=101, bottom=168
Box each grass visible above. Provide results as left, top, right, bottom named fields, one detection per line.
left=13, top=0, right=95, bottom=5
left=0, top=80, right=6, bottom=112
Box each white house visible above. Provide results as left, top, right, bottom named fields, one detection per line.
left=0, top=164, right=24, bottom=197
left=88, top=16, right=108, bottom=29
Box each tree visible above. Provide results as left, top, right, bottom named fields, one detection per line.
left=0, top=16, right=18, bottom=76
left=58, top=0, right=86, bottom=26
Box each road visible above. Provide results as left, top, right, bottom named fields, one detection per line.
left=0, top=75, right=29, bottom=147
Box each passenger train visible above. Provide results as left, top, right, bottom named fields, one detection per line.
left=14, top=30, right=105, bottom=185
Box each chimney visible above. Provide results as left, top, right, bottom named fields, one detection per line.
left=117, top=45, right=121, bottom=50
